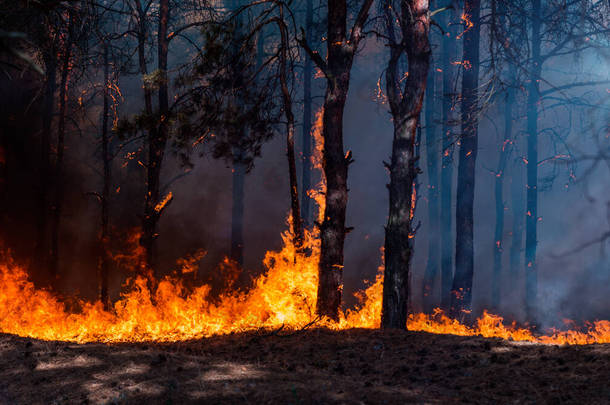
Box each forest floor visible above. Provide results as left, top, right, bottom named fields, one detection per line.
left=0, top=328, right=608, bottom=405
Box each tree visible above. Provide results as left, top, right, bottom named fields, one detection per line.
left=450, top=0, right=480, bottom=321
left=381, top=0, right=431, bottom=329
left=521, top=0, right=609, bottom=320
left=439, top=0, right=460, bottom=311
left=119, top=0, right=208, bottom=277
left=422, top=0, right=440, bottom=313
left=276, top=6, right=304, bottom=248
left=176, top=9, right=278, bottom=265
left=489, top=0, right=519, bottom=310
left=298, top=0, right=374, bottom=320
left=300, top=0, right=315, bottom=227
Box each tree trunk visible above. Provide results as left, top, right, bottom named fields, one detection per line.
left=277, top=12, right=303, bottom=247
left=439, top=1, right=459, bottom=312
left=135, top=0, right=153, bottom=116
left=300, top=0, right=314, bottom=227
left=50, top=27, right=72, bottom=280
left=99, top=41, right=111, bottom=311
left=450, top=0, right=480, bottom=321
left=381, top=0, right=430, bottom=329
left=314, top=0, right=373, bottom=320
left=422, top=35, right=440, bottom=313
left=140, top=0, right=170, bottom=277
left=36, top=51, right=56, bottom=275
left=134, top=0, right=154, bottom=277
left=317, top=84, right=350, bottom=319
left=230, top=159, right=246, bottom=267
left=509, top=156, right=524, bottom=292
left=525, top=0, right=541, bottom=322
left=491, top=57, right=516, bottom=310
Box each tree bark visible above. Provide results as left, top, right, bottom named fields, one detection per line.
left=450, top=0, right=480, bottom=321
left=300, top=0, right=314, bottom=227
left=310, top=0, right=373, bottom=320
left=525, top=0, right=541, bottom=322
left=381, top=0, right=430, bottom=329
left=439, top=1, right=459, bottom=312
left=277, top=11, right=303, bottom=247
left=140, top=0, right=170, bottom=277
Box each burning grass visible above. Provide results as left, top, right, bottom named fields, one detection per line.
left=0, top=224, right=608, bottom=344
left=0, top=105, right=608, bottom=345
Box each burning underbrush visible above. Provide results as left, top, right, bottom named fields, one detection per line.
left=0, top=108, right=608, bottom=346
left=0, top=223, right=608, bottom=345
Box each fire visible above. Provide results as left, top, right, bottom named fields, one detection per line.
left=154, top=191, right=173, bottom=213
left=457, top=12, right=474, bottom=40
left=0, top=106, right=608, bottom=345
left=308, top=107, right=326, bottom=223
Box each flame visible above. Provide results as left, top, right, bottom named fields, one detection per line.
left=456, top=12, right=474, bottom=40
left=308, top=107, right=326, bottom=224
left=154, top=191, right=173, bottom=213
left=0, top=107, right=608, bottom=345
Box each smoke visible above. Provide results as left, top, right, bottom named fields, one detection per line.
left=0, top=21, right=608, bottom=327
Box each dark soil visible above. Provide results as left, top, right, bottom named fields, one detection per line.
left=0, top=328, right=608, bottom=404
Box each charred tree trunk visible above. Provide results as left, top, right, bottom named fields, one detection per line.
left=422, top=36, right=440, bottom=313
left=439, top=1, right=459, bottom=312
left=36, top=51, right=56, bottom=274
left=140, top=0, right=170, bottom=277
left=300, top=0, right=314, bottom=227
left=381, top=0, right=430, bottom=329
left=50, top=25, right=73, bottom=280
left=525, top=0, right=541, bottom=321
left=450, top=0, right=480, bottom=321
left=99, top=41, right=112, bottom=310
left=277, top=12, right=303, bottom=247
left=317, top=81, right=350, bottom=319
left=133, top=0, right=154, bottom=277
left=300, top=0, right=373, bottom=320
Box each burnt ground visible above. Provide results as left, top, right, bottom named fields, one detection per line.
left=0, top=329, right=608, bottom=404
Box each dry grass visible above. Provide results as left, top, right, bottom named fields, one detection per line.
left=0, top=328, right=608, bottom=404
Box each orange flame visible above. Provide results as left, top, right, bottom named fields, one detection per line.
left=0, top=108, right=608, bottom=345
left=457, top=12, right=474, bottom=40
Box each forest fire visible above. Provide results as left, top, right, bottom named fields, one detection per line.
left=0, top=227, right=608, bottom=344
left=1, top=0, right=609, bottom=401
left=0, top=103, right=608, bottom=346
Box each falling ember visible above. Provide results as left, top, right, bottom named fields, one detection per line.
left=456, top=12, right=474, bottom=40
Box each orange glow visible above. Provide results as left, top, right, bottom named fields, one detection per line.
left=452, top=60, right=472, bottom=70
left=0, top=107, right=608, bottom=345
left=457, top=12, right=474, bottom=40
left=409, top=181, right=416, bottom=220
left=154, top=191, right=173, bottom=213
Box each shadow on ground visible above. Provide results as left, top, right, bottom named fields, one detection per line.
left=0, top=328, right=608, bottom=404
